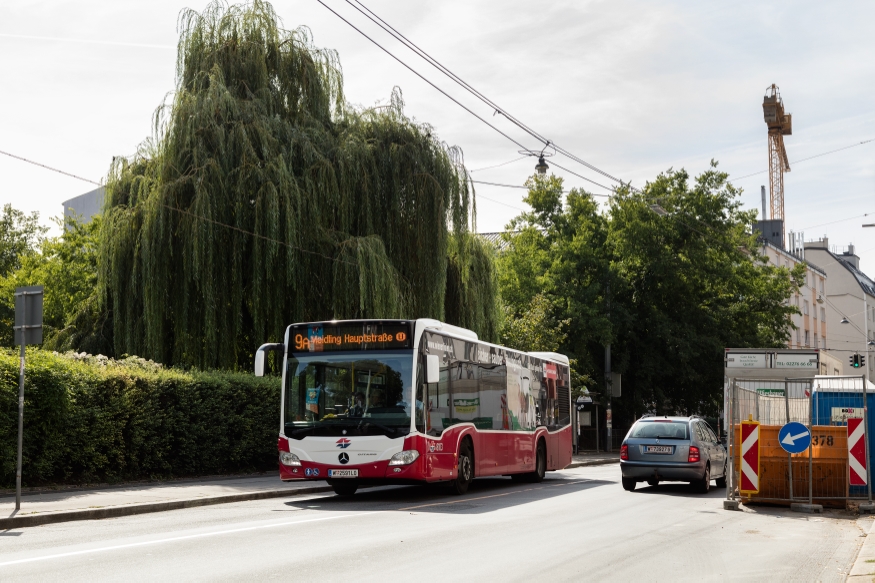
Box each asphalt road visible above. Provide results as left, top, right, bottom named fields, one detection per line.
left=0, top=465, right=868, bottom=582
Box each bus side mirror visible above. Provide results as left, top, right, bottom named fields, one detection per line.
left=426, top=354, right=440, bottom=384
left=254, top=343, right=285, bottom=377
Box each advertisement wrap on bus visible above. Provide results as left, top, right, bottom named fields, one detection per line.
left=254, top=319, right=573, bottom=496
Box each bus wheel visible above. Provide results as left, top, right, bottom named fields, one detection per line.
left=331, top=481, right=358, bottom=496
left=526, top=440, right=546, bottom=483
left=450, top=441, right=474, bottom=495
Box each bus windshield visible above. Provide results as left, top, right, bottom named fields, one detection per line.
left=284, top=350, right=414, bottom=439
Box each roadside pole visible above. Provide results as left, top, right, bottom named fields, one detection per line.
left=13, top=286, right=43, bottom=512
left=605, top=342, right=611, bottom=452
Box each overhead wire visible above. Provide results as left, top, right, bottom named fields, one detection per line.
left=731, top=138, right=874, bottom=182
left=313, top=0, right=529, bottom=152
left=469, top=156, right=528, bottom=173
left=335, top=0, right=632, bottom=189
left=0, top=148, right=101, bottom=186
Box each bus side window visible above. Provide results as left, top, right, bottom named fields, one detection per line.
left=415, top=357, right=427, bottom=434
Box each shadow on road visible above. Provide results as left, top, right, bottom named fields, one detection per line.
left=284, top=475, right=615, bottom=515
left=630, top=482, right=729, bottom=499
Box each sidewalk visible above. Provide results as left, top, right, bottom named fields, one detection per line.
left=0, top=453, right=619, bottom=530
left=568, top=452, right=621, bottom=469
left=849, top=516, right=875, bottom=582
left=0, top=475, right=332, bottom=530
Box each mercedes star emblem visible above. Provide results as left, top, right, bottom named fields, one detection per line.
left=338, top=452, right=349, bottom=464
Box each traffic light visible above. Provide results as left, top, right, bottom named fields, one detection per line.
left=850, top=354, right=863, bottom=368
left=863, top=355, right=867, bottom=368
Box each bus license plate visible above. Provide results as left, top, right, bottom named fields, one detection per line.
left=329, top=469, right=358, bottom=478
left=644, top=446, right=672, bottom=454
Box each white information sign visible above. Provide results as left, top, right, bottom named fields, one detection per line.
left=832, top=407, right=864, bottom=423
left=726, top=353, right=769, bottom=368
left=774, top=353, right=818, bottom=369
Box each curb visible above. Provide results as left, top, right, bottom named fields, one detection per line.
left=0, top=485, right=335, bottom=530
left=566, top=459, right=620, bottom=469
left=2, top=462, right=620, bottom=530
left=848, top=517, right=875, bottom=581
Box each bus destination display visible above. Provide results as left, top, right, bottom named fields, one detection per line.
left=291, top=322, right=411, bottom=353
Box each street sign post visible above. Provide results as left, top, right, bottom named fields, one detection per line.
left=740, top=420, right=760, bottom=494
left=778, top=421, right=811, bottom=454
left=849, top=418, right=868, bottom=486
left=13, top=285, right=43, bottom=512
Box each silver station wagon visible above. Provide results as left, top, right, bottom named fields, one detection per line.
left=620, top=415, right=727, bottom=493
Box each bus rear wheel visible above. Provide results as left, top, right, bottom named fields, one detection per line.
left=331, top=481, right=358, bottom=496
left=450, top=441, right=474, bottom=495
left=525, top=440, right=547, bottom=483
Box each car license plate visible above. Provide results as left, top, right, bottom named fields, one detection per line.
left=644, top=446, right=672, bottom=454
left=328, top=469, right=358, bottom=478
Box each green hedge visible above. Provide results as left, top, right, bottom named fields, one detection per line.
left=0, top=349, right=281, bottom=488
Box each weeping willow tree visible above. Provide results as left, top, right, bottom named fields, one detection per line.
left=97, top=0, right=497, bottom=368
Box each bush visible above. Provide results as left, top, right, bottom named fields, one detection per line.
left=0, top=349, right=280, bottom=488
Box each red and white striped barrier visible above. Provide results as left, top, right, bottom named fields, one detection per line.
left=740, top=421, right=760, bottom=494
left=848, top=417, right=867, bottom=486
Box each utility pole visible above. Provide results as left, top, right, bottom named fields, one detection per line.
left=605, top=280, right=612, bottom=452
left=13, top=286, right=43, bottom=512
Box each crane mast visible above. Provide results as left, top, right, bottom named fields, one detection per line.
left=762, top=84, right=792, bottom=245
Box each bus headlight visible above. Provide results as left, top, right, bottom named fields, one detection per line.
left=388, top=450, right=420, bottom=466
left=280, top=451, right=301, bottom=466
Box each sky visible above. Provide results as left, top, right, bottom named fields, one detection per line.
left=1, top=0, right=874, bottom=272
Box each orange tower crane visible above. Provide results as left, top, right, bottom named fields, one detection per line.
left=762, top=84, right=792, bottom=240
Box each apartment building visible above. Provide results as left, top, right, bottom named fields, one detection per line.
left=803, top=238, right=875, bottom=376
left=759, top=239, right=828, bottom=351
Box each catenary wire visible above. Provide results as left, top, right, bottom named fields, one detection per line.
left=335, top=0, right=632, bottom=188
left=0, top=146, right=524, bottom=263
left=313, top=0, right=529, bottom=152
left=469, top=156, right=528, bottom=173
left=731, top=138, right=874, bottom=182
left=0, top=148, right=101, bottom=186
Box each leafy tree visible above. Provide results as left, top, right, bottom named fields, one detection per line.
left=95, top=0, right=497, bottom=368
left=0, top=216, right=105, bottom=350
left=0, top=204, right=46, bottom=278
left=607, top=164, right=803, bottom=417
left=497, top=165, right=802, bottom=422
left=497, top=174, right=611, bottom=385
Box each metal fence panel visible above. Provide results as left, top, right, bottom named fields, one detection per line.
left=728, top=376, right=871, bottom=507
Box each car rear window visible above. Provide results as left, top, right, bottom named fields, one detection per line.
left=629, top=420, right=689, bottom=440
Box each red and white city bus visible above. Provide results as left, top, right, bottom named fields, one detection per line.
left=254, top=319, right=573, bottom=496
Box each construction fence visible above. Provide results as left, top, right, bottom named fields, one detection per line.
left=726, top=375, right=873, bottom=507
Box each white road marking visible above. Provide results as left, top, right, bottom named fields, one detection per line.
left=0, top=512, right=377, bottom=568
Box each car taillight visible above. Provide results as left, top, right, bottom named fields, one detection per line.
left=688, top=446, right=700, bottom=463
left=620, top=444, right=629, bottom=460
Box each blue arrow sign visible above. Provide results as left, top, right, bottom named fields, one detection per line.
left=778, top=421, right=811, bottom=454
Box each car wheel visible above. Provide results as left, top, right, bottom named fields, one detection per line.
left=331, top=481, right=358, bottom=496
left=622, top=477, right=636, bottom=491
left=715, top=461, right=727, bottom=488
left=694, top=463, right=710, bottom=494
left=450, top=440, right=474, bottom=495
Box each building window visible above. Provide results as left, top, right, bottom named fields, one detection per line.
left=805, top=330, right=810, bottom=346
left=796, top=328, right=801, bottom=344
left=814, top=306, right=818, bottom=320
left=820, top=278, right=824, bottom=293
left=803, top=300, right=809, bottom=315
left=814, top=334, right=818, bottom=348
left=821, top=307, right=826, bottom=321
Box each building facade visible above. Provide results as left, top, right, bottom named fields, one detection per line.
left=61, top=186, right=104, bottom=225
left=803, top=239, right=875, bottom=377
left=760, top=240, right=829, bottom=352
